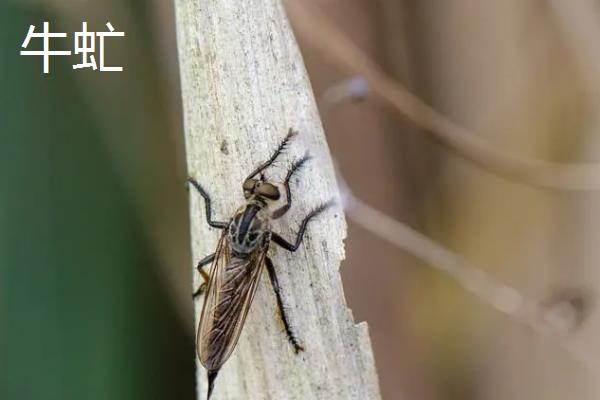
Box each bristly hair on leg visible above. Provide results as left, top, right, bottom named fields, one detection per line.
left=267, top=128, right=299, bottom=166
left=246, top=128, right=300, bottom=181
left=207, top=369, right=219, bottom=400
left=280, top=127, right=299, bottom=151
left=285, top=151, right=312, bottom=183
left=308, top=199, right=335, bottom=218
left=271, top=151, right=313, bottom=220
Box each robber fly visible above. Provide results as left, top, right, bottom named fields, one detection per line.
left=189, top=129, right=332, bottom=399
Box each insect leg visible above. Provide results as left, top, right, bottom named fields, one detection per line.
left=265, top=256, right=304, bottom=353
left=246, top=128, right=298, bottom=181
left=188, top=178, right=229, bottom=229
left=193, top=253, right=214, bottom=298
left=272, top=200, right=334, bottom=252
left=272, top=152, right=311, bottom=219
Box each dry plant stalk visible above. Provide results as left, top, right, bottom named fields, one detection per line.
left=286, top=0, right=600, bottom=393
left=338, top=173, right=599, bottom=376
left=174, top=0, right=381, bottom=399
left=285, top=1, right=600, bottom=191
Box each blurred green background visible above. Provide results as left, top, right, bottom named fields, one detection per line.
left=1, top=2, right=194, bottom=399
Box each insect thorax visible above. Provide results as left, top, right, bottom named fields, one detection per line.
left=228, top=202, right=270, bottom=255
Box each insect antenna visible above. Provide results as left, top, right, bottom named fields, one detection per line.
left=207, top=369, right=219, bottom=400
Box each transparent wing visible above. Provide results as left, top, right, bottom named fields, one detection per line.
left=196, top=233, right=267, bottom=371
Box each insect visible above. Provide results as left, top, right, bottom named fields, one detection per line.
left=189, top=129, right=333, bottom=399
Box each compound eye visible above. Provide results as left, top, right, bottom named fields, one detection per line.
left=243, top=179, right=257, bottom=191
left=243, top=179, right=258, bottom=199
left=257, top=183, right=280, bottom=200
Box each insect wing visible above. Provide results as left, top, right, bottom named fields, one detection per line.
left=197, top=234, right=267, bottom=370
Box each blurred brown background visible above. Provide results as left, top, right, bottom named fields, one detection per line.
left=2, top=1, right=599, bottom=399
